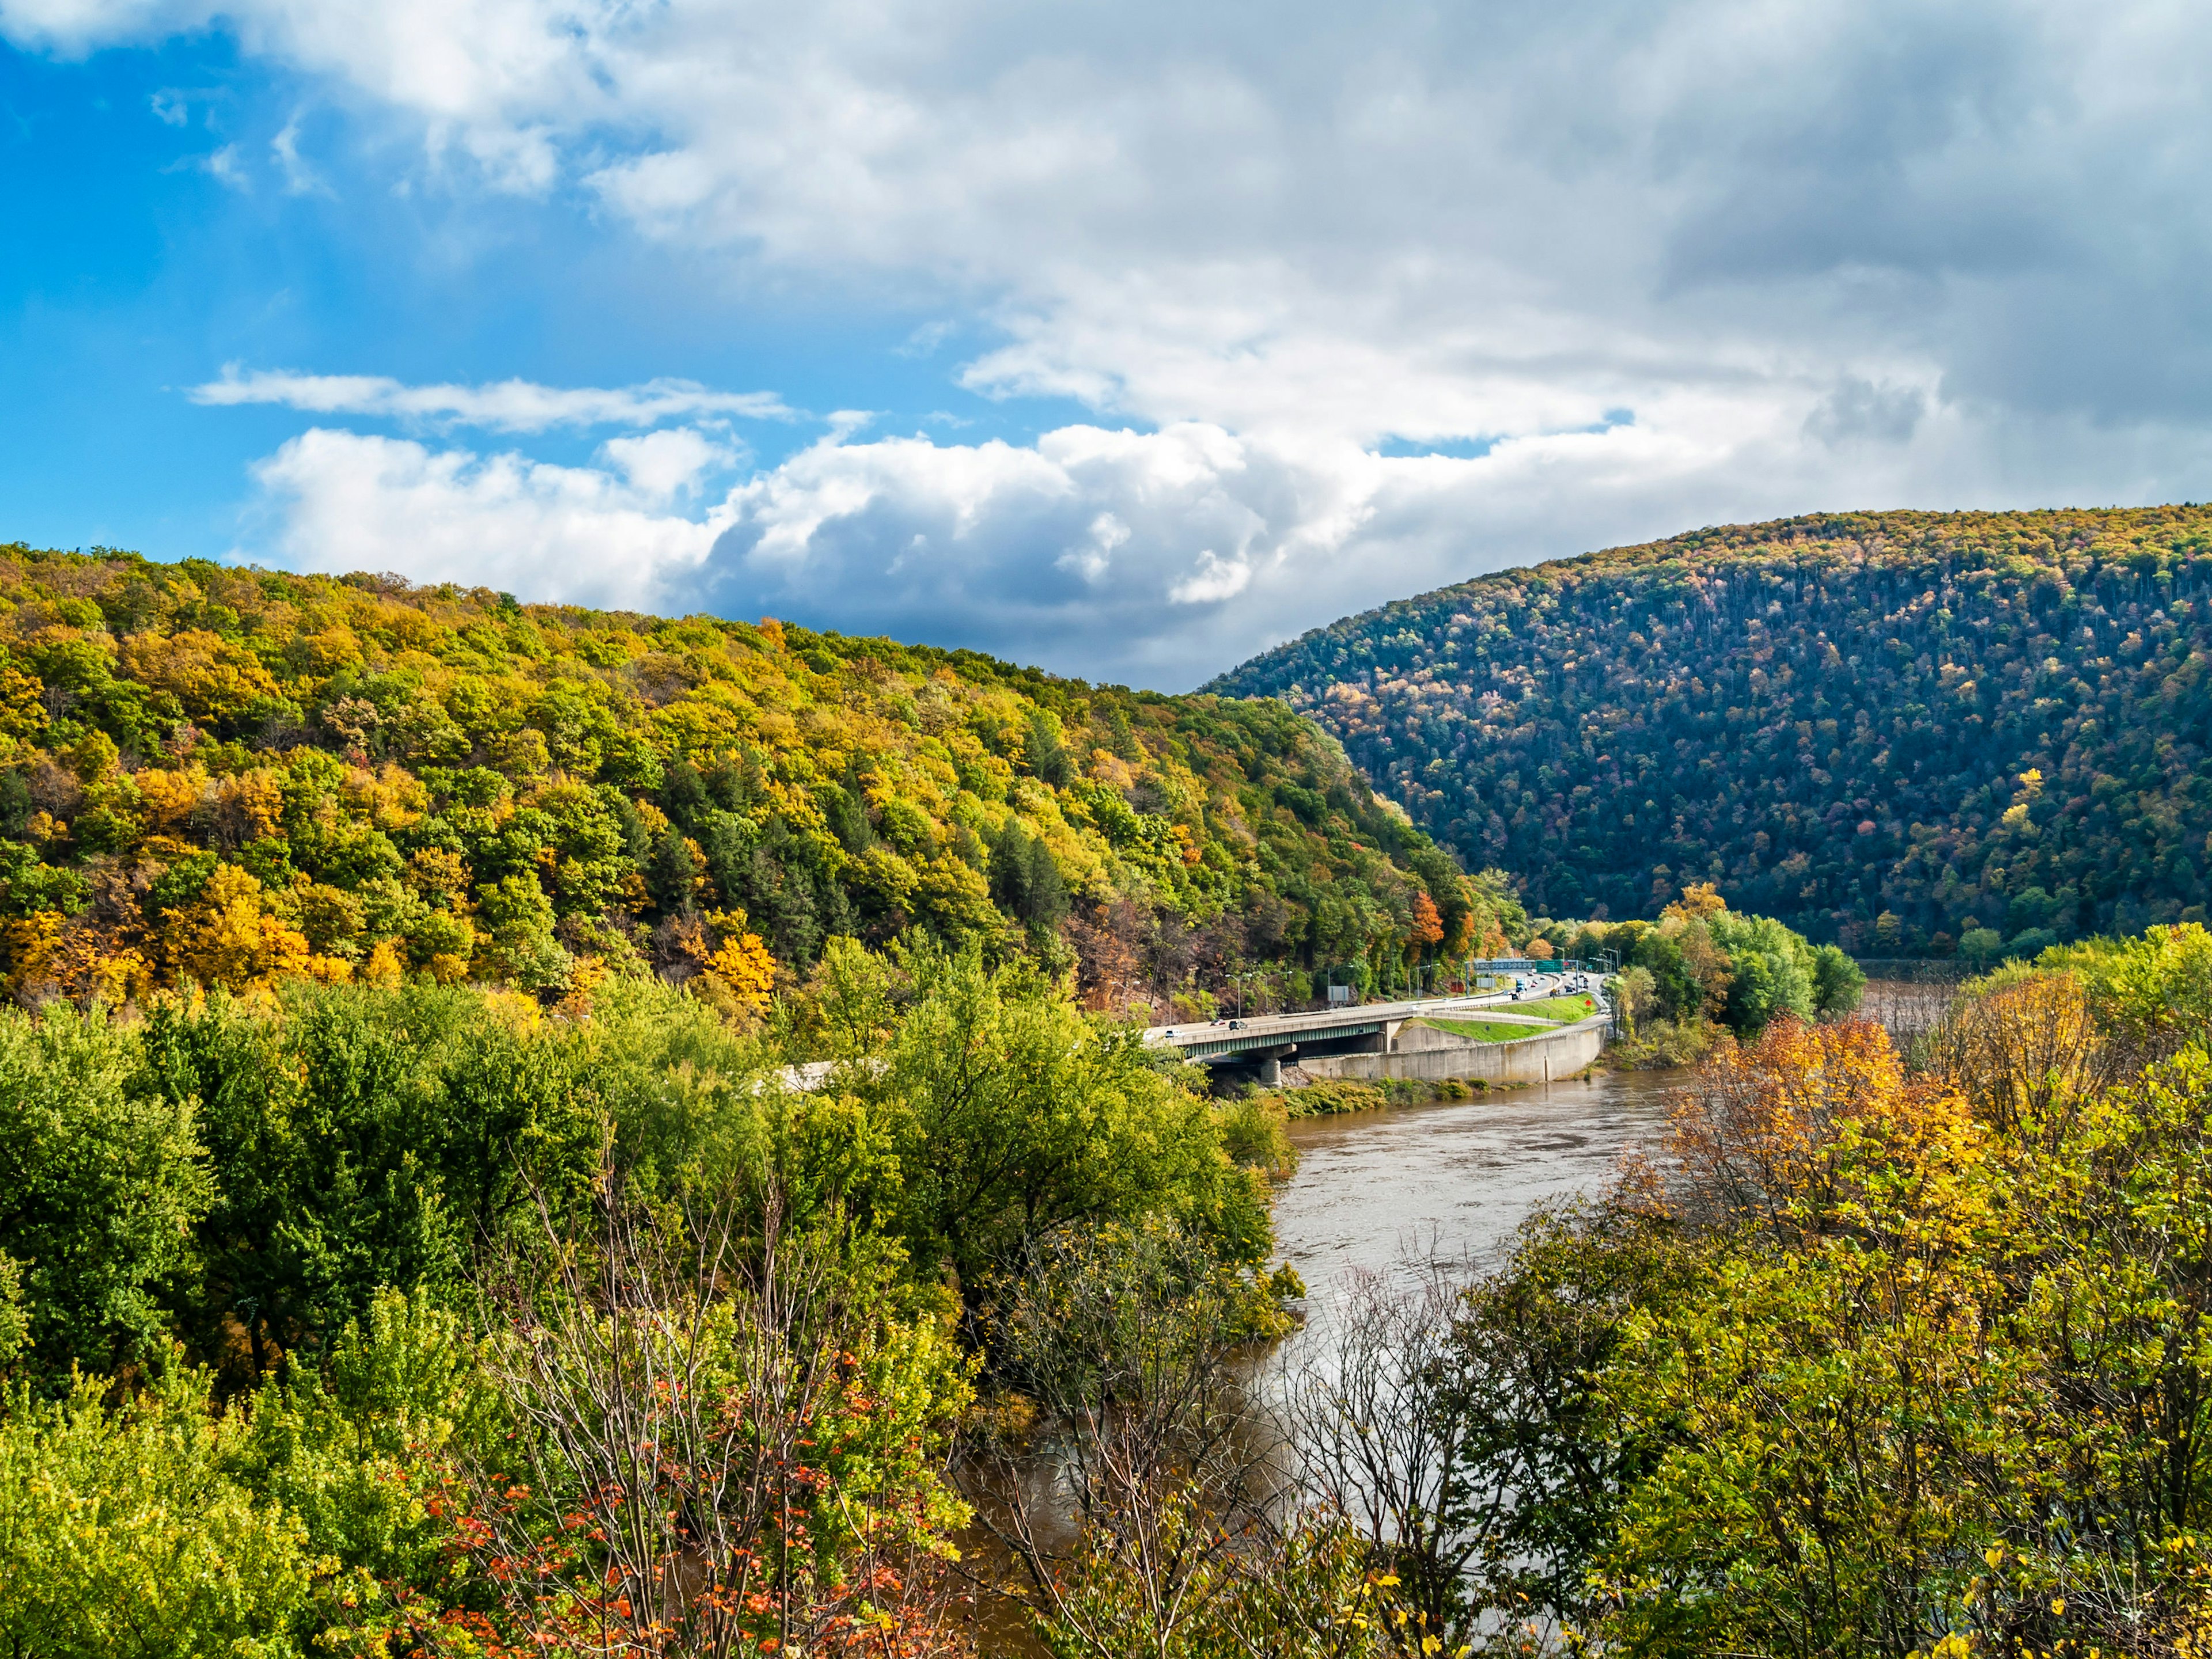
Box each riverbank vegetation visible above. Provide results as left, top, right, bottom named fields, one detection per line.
left=1325, top=921, right=2212, bottom=1654
left=0, top=946, right=1295, bottom=1654
left=1213, top=504, right=2212, bottom=960
left=1260, top=1075, right=1487, bottom=1121
left=1555, top=880, right=1867, bottom=1066
left=962, top=922, right=2212, bottom=1656
left=14, top=892, right=2210, bottom=1650
left=0, top=543, right=1505, bottom=1025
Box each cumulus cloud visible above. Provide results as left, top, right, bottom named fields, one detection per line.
left=601, top=427, right=735, bottom=499
left=192, top=366, right=791, bottom=431
left=25, top=0, right=2212, bottom=679
left=247, top=426, right=733, bottom=608
left=54, top=1, right=2212, bottom=436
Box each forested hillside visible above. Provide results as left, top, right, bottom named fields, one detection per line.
left=0, top=544, right=1493, bottom=1014
left=1214, top=505, right=2212, bottom=957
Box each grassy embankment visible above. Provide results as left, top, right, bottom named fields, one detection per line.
left=1422, top=993, right=1601, bottom=1037
left=1262, top=1076, right=1484, bottom=1120
left=1259, top=995, right=1604, bottom=1121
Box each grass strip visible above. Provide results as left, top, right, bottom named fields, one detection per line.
left=1499, top=994, right=1604, bottom=1024
left=1419, top=1016, right=1551, bottom=1043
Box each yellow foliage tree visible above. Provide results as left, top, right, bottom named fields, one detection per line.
left=133, top=766, right=211, bottom=831
left=361, top=938, right=406, bottom=987
left=704, top=928, right=777, bottom=1014
left=119, top=629, right=278, bottom=722
left=219, top=770, right=286, bottom=839
left=162, top=865, right=314, bottom=992
left=1662, top=880, right=1729, bottom=923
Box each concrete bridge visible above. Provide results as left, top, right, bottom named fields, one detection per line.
left=775, top=980, right=1609, bottom=1095
left=1143, top=980, right=1599, bottom=1085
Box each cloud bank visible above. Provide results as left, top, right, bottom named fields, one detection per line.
left=249, top=427, right=735, bottom=608
left=257, top=385, right=2212, bottom=687
left=17, top=0, right=2212, bottom=683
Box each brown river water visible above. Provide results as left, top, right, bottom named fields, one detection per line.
left=1272, top=1067, right=1684, bottom=1318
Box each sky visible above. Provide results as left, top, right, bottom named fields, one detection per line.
left=3, top=1, right=2211, bottom=691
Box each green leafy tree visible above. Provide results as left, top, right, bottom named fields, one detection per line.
left=473, top=871, right=571, bottom=989
left=1707, top=908, right=1816, bottom=1035
left=813, top=939, right=1274, bottom=1306
left=238, top=1287, right=499, bottom=1643
left=139, top=982, right=601, bottom=1383
left=1810, top=941, right=1866, bottom=1014
left=0, top=1363, right=313, bottom=1655
left=0, top=1004, right=209, bottom=1384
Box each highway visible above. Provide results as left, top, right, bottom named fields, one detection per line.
left=1141, top=971, right=1604, bottom=1062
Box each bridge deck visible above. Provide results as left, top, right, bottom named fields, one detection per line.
left=1142, top=990, right=1585, bottom=1062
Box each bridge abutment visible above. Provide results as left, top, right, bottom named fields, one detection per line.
left=1296, top=1017, right=1605, bottom=1087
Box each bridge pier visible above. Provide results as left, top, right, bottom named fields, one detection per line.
left=1200, top=1043, right=1298, bottom=1088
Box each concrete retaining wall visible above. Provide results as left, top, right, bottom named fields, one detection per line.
left=1298, top=1016, right=1607, bottom=1086
left=1389, top=1014, right=1552, bottom=1052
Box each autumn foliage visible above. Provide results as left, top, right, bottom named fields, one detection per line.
left=0, top=542, right=1488, bottom=1020
left=1437, top=923, right=2212, bottom=1657
left=0, top=937, right=1299, bottom=1655
left=1217, top=503, right=2212, bottom=957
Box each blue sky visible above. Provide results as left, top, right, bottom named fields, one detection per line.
left=0, top=35, right=1077, bottom=547
left=5, top=1, right=2211, bottom=688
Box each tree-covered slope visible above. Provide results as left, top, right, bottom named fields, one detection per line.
left=1211, top=505, right=2212, bottom=956
left=0, top=544, right=1492, bottom=1012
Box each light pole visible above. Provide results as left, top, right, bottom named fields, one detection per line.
left=1231, top=968, right=1261, bottom=1019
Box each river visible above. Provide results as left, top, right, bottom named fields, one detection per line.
left=955, top=1065, right=1683, bottom=1649
left=1271, top=1067, right=1684, bottom=1318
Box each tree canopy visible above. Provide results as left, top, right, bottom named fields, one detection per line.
left=0, top=543, right=1488, bottom=1016
left=1212, top=504, right=2212, bottom=957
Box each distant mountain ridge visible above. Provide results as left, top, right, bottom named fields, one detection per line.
left=1211, top=506, right=2212, bottom=955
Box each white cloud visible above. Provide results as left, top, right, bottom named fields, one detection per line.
left=600, top=427, right=734, bottom=499
left=0, top=0, right=607, bottom=146
left=1168, top=552, right=1251, bottom=606
left=1055, top=511, right=1128, bottom=585
left=192, top=365, right=793, bottom=431
left=247, top=426, right=732, bottom=608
